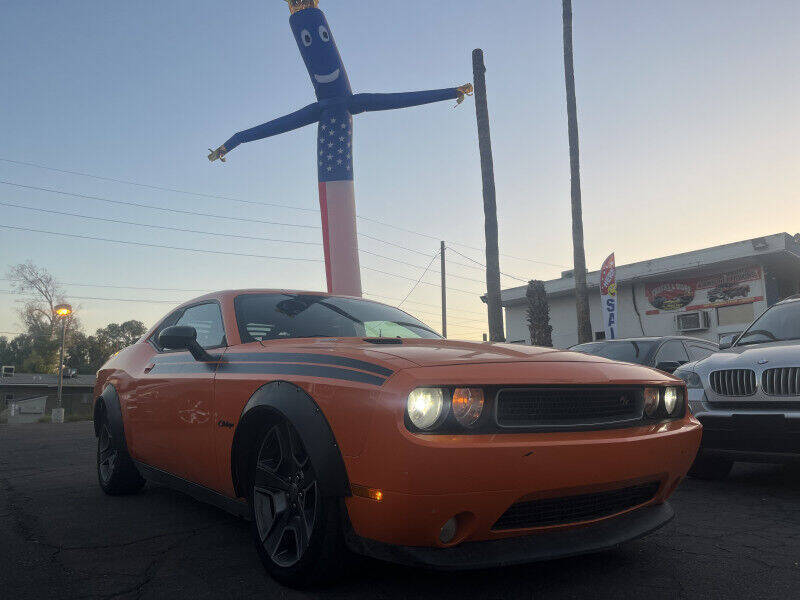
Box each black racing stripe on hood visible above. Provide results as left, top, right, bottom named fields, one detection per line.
left=223, top=352, right=393, bottom=377
left=217, top=361, right=386, bottom=386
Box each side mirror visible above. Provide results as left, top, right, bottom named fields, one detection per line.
left=719, top=334, right=736, bottom=350
left=158, top=326, right=213, bottom=362
left=656, top=361, right=682, bottom=374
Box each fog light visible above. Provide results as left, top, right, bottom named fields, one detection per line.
left=439, top=517, right=457, bottom=544
left=644, top=387, right=660, bottom=417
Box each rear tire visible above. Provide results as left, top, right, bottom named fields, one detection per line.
left=96, top=415, right=145, bottom=495
left=248, top=418, right=349, bottom=588
left=688, top=455, right=733, bottom=480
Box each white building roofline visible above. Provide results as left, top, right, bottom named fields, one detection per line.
left=499, top=233, right=800, bottom=307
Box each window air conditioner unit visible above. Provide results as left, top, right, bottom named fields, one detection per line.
left=1, top=366, right=14, bottom=378
left=675, top=311, right=710, bottom=332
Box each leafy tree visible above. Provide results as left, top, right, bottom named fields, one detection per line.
left=526, top=280, right=553, bottom=348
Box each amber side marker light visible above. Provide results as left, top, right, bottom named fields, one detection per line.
left=351, top=484, right=383, bottom=502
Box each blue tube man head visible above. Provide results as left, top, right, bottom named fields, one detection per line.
left=288, top=1, right=352, bottom=99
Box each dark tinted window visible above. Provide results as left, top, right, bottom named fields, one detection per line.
left=686, top=343, right=717, bottom=361
left=736, top=302, right=800, bottom=346
left=570, top=340, right=657, bottom=365
left=234, top=294, right=440, bottom=342
left=655, top=341, right=690, bottom=365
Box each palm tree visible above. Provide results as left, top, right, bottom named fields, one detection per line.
left=562, top=0, right=593, bottom=343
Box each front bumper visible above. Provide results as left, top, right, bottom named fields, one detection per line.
left=691, top=388, right=800, bottom=461
left=696, top=412, right=800, bottom=461
left=345, top=502, right=674, bottom=569
left=343, top=416, right=701, bottom=548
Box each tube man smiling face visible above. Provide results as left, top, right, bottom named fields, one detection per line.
left=290, top=7, right=352, bottom=100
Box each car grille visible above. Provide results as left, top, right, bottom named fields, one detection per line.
left=709, top=370, right=757, bottom=396
left=495, top=388, right=641, bottom=428
left=762, top=368, right=800, bottom=396
left=492, top=482, right=661, bottom=530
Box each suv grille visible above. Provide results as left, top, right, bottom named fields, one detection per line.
left=492, top=482, right=660, bottom=530
left=762, top=368, right=800, bottom=396
left=495, top=388, right=641, bottom=428
left=709, top=369, right=756, bottom=396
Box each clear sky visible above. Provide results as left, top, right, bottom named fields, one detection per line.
left=1, top=0, right=798, bottom=339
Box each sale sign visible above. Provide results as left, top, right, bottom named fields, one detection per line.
left=600, top=253, right=618, bottom=339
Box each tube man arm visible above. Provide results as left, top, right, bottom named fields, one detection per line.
left=208, top=102, right=322, bottom=162
left=348, top=84, right=473, bottom=114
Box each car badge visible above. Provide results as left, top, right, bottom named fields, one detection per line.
left=757, top=359, right=769, bottom=365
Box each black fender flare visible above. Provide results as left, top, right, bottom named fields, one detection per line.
left=231, top=381, right=350, bottom=499
left=93, top=384, right=129, bottom=453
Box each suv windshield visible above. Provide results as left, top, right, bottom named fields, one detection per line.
left=735, top=301, right=800, bottom=346
left=234, top=294, right=440, bottom=342
left=570, top=340, right=657, bottom=365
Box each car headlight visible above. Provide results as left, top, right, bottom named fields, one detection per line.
left=674, top=370, right=703, bottom=389
left=664, top=386, right=683, bottom=416
left=407, top=388, right=446, bottom=430
left=644, top=387, right=660, bottom=417
left=452, top=387, right=485, bottom=428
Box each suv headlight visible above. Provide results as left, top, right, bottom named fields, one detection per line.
left=406, top=388, right=447, bottom=430
left=674, top=370, right=703, bottom=389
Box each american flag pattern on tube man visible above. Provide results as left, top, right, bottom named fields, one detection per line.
left=208, top=0, right=473, bottom=297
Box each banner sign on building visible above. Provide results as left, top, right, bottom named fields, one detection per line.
left=600, top=253, right=618, bottom=339
left=645, top=266, right=762, bottom=312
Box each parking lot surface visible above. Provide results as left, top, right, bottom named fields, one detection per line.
left=1, top=422, right=799, bottom=599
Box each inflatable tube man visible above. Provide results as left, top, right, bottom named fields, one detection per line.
left=209, top=0, right=472, bottom=297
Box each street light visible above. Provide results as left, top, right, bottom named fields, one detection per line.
left=54, top=303, right=72, bottom=420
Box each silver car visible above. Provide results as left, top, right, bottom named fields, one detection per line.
left=674, top=295, right=800, bottom=479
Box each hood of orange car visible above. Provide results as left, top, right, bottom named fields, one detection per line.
left=262, top=338, right=619, bottom=369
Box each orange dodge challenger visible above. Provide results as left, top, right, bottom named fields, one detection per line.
left=93, top=290, right=701, bottom=586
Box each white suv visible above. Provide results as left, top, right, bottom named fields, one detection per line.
left=675, top=295, right=800, bottom=479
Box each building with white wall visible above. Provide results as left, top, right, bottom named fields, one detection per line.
left=498, top=233, right=800, bottom=348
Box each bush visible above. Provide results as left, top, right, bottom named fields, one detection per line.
left=37, top=415, right=51, bottom=423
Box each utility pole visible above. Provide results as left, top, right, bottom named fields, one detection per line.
left=440, top=241, right=447, bottom=338
left=562, top=0, right=593, bottom=343
left=472, top=48, right=505, bottom=343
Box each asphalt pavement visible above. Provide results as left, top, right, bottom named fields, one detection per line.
left=1, top=422, right=799, bottom=599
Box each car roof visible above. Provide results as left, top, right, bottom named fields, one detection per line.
left=173, top=289, right=387, bottom=310
left=575, top=336, right=715, bottom=344
left=777, top=294, right=800, bottom=305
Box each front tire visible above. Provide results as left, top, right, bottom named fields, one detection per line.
left=688, top=455, right=733, bottom=480
left=248, top=419, right=348, bottom=588
left=96, top=416, right=145, bottom=495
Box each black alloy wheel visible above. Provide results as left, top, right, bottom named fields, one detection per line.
left=249, top=418, right=348, bottom=587
left=96, top=415, right=145, bottom=495
left=253, top=420, right=319, bottom=568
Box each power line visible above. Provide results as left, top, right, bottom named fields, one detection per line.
left=0, top=224, right=483, bottom=297
left=0, top=224, right=323, bottom=263
left=399, top=252, right=440, bottom=308
left=0, top=158, right=568, bottom=268
left=1, top=184, right=520, bottom=284
left=0, top=200, right=323, bottom=247
left=0, top=180, right=319, bottom=230
left=0, top=157, right=319, bottom=213
left=0, top=290, right=182, bottom=304
left=0, top=200, right=487, bottom=284
left=446, top=245, right=530, bottom=283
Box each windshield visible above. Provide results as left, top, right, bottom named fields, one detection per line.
left=234, top=294, right=440, bottom=342
left=735, top=301, right=800, bottom=346
left=571, top=340, right=657, bottom=365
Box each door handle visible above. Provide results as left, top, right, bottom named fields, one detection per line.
left=144, top=363, right=156, bottom=374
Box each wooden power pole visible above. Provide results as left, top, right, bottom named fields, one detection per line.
left=440, top=241, right=447, bottom=338
left=562, top=0, right=593, bottom=343
left=472, top=48, right=505, bottom=343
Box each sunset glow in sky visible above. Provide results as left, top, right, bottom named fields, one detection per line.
left=1, top=0, right=798, bottom=338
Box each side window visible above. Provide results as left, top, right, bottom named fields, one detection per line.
left=174, top=303, right=226, bottom=349
left=655, top=341, right=690, bottom=366
left=686, top=344, right=716, bottom=362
